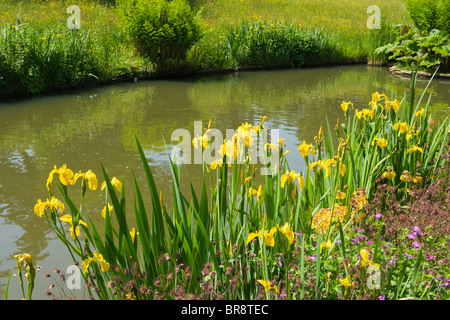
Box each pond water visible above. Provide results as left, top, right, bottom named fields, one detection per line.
left=0, top=64, right=448, bottom=299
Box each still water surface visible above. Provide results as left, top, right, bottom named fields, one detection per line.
left=0, top=65, right=448, bottom=299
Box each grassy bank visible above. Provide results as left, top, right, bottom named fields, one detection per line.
left=0, top=0, right=408, bottom=96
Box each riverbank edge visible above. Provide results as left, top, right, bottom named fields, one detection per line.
left=0, top=58, right=369, bottom=102
left=389, top=66, right=450, bottom=80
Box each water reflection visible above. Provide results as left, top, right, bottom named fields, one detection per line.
left=0, top=65, right=448, bottom=299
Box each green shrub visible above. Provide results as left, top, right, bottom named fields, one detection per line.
left=376, top=27, right=450, bottom=72
left=406, top=0, right=450, bottom=33
left=117, top=0, right=203, bottom=62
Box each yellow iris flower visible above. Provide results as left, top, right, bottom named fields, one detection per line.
left=297, top=140, right=315, bottom=158
left=60, top=215, right=88, bottom=239
left=70, top=169, right=98, bottom=190
left=101, top=177, right=122, bottom=193
left=277, top=222, right=294, bottom=244
left=406, top=145, right=423, bottom=154
left=393, top=122, right=410, bottom=134
left=339, top=275, right=353, bottom=289
left=81, top=251, right=110, bottom=273
left=47, top=164, right=74, bottom=190
left=281, top=170, right=305, bottom=189
left=371, top=137, right=388, bottom=148
left=309, top=159, right=336, bottom=178
left=360, top=249, right=380, bottom=268
left=415, top=108, right=425, bottom=117
left=34, top=196, right=65, bottom=217
left=192, top=134, right=209, bottom=149
left=340, top=101, right=353, bottom=113
left=257, top=279, right=280, bottom=293
left=355, top=108, right=374, bottom=120
left=101, top=203, right=113, bottom=219
left=246, top=227, right=277, bottom=247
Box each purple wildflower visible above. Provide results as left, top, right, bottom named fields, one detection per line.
left=407, top=233, right=416, bottom=240
left=378, top=295, right=385, bottom=300
left=366, top=241, right=372, bottom=245
left=277, top=258, right=283, bottom=267
left=412, top=241, right=421, bottom=249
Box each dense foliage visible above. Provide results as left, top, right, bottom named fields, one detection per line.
left=116, top=0, right=203, bottom=62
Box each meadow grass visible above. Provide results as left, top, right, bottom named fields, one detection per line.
left=0, top=0, right=410, bottom=94
left=189, top=0, right=409, bottom=65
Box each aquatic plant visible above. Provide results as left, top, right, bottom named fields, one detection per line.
left=25, top=74, right=449, bottom=300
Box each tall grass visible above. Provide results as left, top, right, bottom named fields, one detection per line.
left=30, top=74, right=450, bottom=300
left=0, top=0, right=140, bottom=95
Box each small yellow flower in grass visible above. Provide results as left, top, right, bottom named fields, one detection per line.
left=359, top=249, right=380, bottom=268
left=339, top=275, right=353, bottom=289
left=400, top=171, right=412, bottom=182
left=41, top=36, right=47, bottom=41
left=407, top=145, right=423, bottom=154
left=382, top=166, right=396, bottom=179
left=60, top=215, right=87, bottom=239
left=81, top=251, right=110, bottom=273
left=297, top=140, right=315, bottom=158
left=257, top=279, right=280, bottom=294
left=393, top=122, right=410, bottom=134
left=101, top=177, right=122, bottom=192
left=277, top=222, right=294, bottom=245
left=412, top=173, right=422, bottom=184
left=126, top=292, right=135, bottom=300
left=335, top=190, right=346, bottom=200
left=340, top=101, right=353, bottom=113
left=371, top=137, right=388, bottom=148
left=70, top=169, right=98, bottom=190
left=320, top=239, right=334, bottom=254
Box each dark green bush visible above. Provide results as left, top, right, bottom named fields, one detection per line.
left=117, top=0, right=203, bottom=62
